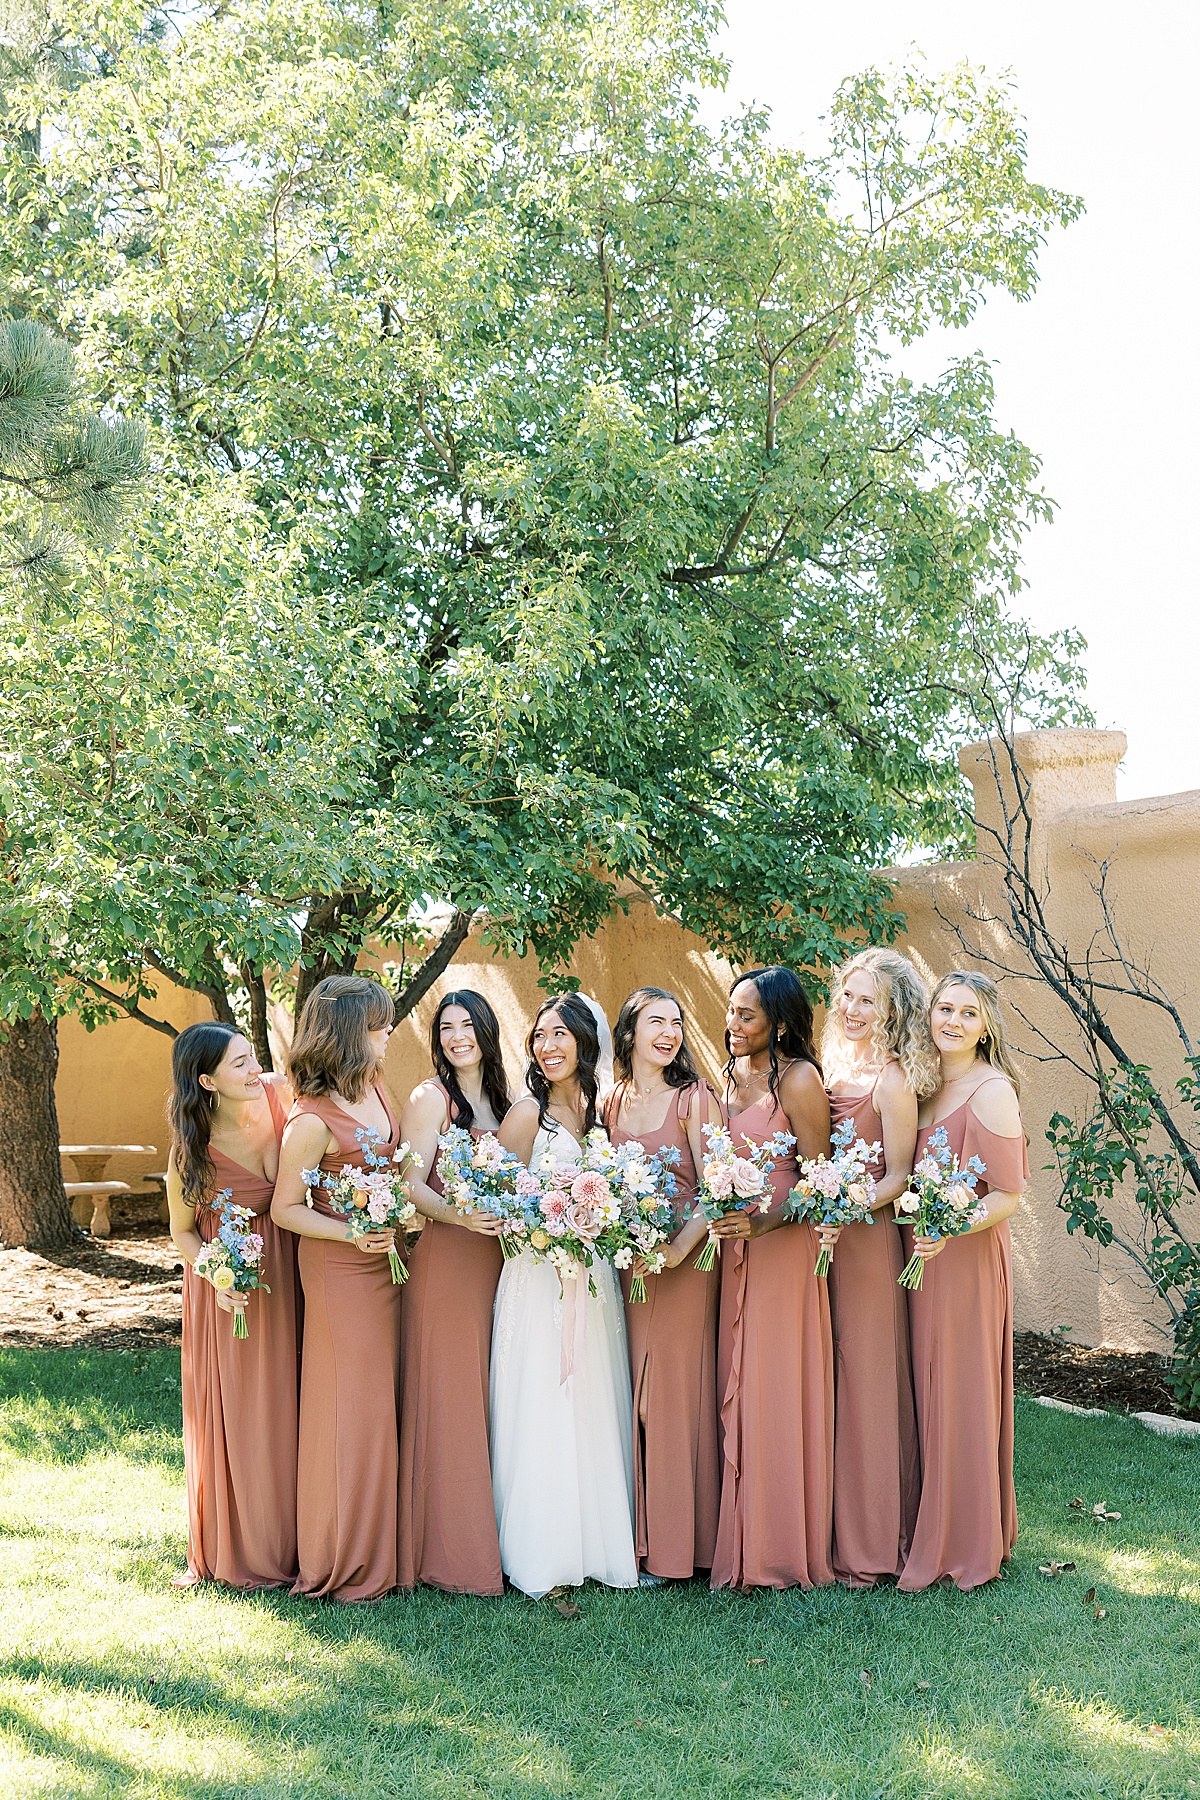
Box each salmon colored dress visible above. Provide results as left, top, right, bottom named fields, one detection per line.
left=291, top=1087, right=403, bottom=1602
left=899, top=1080, right=1027, bottom=1592
left=605, top=1083, right=720, bottom=1578
left=398, top=1083, right=503, bottom=1595
left=711, top=1091, right=835, bottom=1591
left=181, top=1080, right=300, bottom=1588
left=827, top=1083, right=920, bottom=1585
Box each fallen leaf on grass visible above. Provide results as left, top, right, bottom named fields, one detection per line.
left=860, top=1670, right=873, bottom=1691
left=1068, top=1497, right=1085, bottom=1511
left=1082, top=1588, right=1096, bottom=1606
left=916, top=1681, right=931, bottom=1692
left=747, top=1658, right=766, bottom=1666
left=1147, top=1723, right=1169, bottom=1738
left=1093, top=1604, right=1107, bottom=1621
left=1038, top=1561, right=1077, bottom=1577
left=554, top=1599, right=580, bottom=1619
left=1091, top=1501, right=1122, bottom=1522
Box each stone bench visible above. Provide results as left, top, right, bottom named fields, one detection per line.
left=64, top=1180, right=131, bottom=1239
left=142, top=1172, right=171, bottom=1226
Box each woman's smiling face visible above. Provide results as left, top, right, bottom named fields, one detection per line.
left=532, top=1010, right=579, bottom=1083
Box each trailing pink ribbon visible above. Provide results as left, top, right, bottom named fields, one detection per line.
left=558, top=1261, right=589, bottom=1384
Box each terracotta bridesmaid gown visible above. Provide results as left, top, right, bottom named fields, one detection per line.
left=899, top=1078, right=1028, bottom=1592
left=711, top=1092, right=835, bottom=1591
left=181, top=1080, right=300, bottom=1587
left=291, top=1086, right=403, bottom=1602
left=827, top=1082, right=920, bottom=1585
left=397, top=1083, right=504, bottom=1595
left=605, top=1083, right=720, bottom=1578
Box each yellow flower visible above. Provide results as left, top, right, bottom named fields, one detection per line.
left=530, top=1228, right=549, bottom=1251
left=210, top=1266, right=236, bottom=1292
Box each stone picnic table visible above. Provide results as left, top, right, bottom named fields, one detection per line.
left=59, top=1144, right=159, bottom=1238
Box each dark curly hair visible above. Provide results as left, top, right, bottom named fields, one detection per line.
left=431, top=989, right=511, bottom=1130
left=526, top=993, right=601, bottom=1135
left=612, top=987, right=700, bottom=1089
left=724, top=966, right=820, bottom=1100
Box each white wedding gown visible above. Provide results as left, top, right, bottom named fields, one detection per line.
left=490, top=1120, right=637, bottom=1596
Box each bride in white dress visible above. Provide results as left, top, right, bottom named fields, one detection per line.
left=491, top=992, right=637, bottom=1596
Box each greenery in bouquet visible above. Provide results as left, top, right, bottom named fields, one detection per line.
left=786, top=1117, right=881, bottom=1276
left=302, top=1129, right=418, bottom=1285
left=436, top=1125, right=542, bottom=1259
left=693, top=1123, right=796, bottom=1272
left=895, top=1127, right=988, bottom=1289
left=193, top=1191, right=271, bottom=1339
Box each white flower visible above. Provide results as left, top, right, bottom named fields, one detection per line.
left=613, top=1246, right=634, bottom=1269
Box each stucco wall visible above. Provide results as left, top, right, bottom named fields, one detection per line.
left=53, top=729, right=1200, bottom=1351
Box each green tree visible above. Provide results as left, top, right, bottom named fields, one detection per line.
left=0, top=0, right=1087, bottom=1224
left=0, top=312, right=143, bottom=1245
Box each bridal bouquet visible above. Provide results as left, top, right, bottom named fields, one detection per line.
left=302, top=1129, right=419, bottom=1285
left=599, top=1137, right=680, bottom=1303
left=436, top=1125, right=542, bottom=1259
left=894, top=1126, right=988, bottom=1289
left=692, top=1121, right=796, bottom=1272
left=194, top=1191, right=270, bottom=1339
left=785, top=1117, right=880, bottom=1277
left=529, top=1128, right=625, bottom=1290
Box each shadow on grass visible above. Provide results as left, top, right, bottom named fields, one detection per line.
left=0, top=1347, right=182, bottom=1469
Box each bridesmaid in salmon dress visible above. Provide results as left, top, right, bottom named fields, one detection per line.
left=272, top=975, right=404, bottom=1602
left=398, top=990, right=512, bottom=1595
left=604, top=988, right=720, bottom=1580
left=820, top=948, right=938, bottom=1586
left=710, top=967, right=835, bottom=1592
left=166, top=1022, right=300, bottom=1589
left=898, top=970, right=1028, bottom=1592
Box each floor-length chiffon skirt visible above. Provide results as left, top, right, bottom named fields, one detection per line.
left=490, top=1250, right=637, bottom=1597
left=711, top=1223, right=835, bottom=1590
left=294, top=1237, right=402, bottom=1602
left=398, top=1219, right=503, bottom=1594
left=621, top=1260, right=720, bottom=1576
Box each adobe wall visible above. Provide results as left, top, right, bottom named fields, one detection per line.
left=54, top=729, right=1200, bottom=1351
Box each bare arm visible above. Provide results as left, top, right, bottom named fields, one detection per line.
left=167, top=1152, right=244, bottom=1318
left=498, top=1097, right=541, bottom=1168
left=401, top=1082, right=506, bottom=1235
left=915, top=1078, right=1025, bottom=1258
left=661, top=1082, right=714, bottom=1265
left=749, top=1061, right=831, bottom=1238
left=270, top=1113, right=394, bottom=1252
left=872, top=1061, right=919, bottom=1209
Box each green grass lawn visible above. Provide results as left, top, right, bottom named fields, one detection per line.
left=0, top=1350, right=1196, bottom=1800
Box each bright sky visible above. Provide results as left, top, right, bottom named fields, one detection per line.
left=707, top=2, right=1199, bottom=800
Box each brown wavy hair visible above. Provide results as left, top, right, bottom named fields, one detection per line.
left=612, top=987, right=700, bottom=1090
left=526, top=993, right=601, bottom=1135
left=431, top=989, right=511, bottom=1130
left=929, top=970, right=1023, bottom=1099
left=167, top=1021, right=240, bottom=1206
left=288, top=975, right=394, bottom=1102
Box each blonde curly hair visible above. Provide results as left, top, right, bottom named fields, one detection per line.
left=822, top=947, right=940, bottom=1099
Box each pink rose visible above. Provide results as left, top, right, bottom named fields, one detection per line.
left=367, top=1195, right=392, bottom=1224
left=569, top=1171, right=612, bottom=1208
left=706, top=1163, right=734, bottom=1200
left=731, top=1158, right=765, bottom=1199
left=566, top=1200, right=601, bottom=1242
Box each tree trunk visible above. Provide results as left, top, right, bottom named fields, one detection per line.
left=0, top=1012, right=75, bottom=1247
left=241, top=965, right=274, bottom=1072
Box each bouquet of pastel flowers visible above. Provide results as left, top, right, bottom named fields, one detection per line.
left=302, top=1128, right=419, bottom=1285
left=194, top=1190, right=270, bottom=1338
left=785, top=1116, right=881, bottom=1277
left=436, top=1125, right=543, bottom=1259
left=894, top=1125, right=988, bottom=1289
left=528, top=1128, right=626, bottom=1292
left=590, top=1135, right=681, bottom=1302
left=692, top=1121, right=796, bottom=1271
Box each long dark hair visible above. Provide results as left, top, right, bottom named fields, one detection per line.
left=612, top=987, right=699, bottom=1090
left=724, top=966, right=820, bottom=1100
left=431, top=989, right=511, bottom=1130
left=168, top=1021, right=239, bottom=1206
left=526, top=993, right=601, bottom=1135
left=288, top=975, right=394, bottom=1102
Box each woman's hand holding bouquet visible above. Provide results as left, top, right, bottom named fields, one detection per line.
left=895, top=1126, right=988, bottom=1289
left=436, top=1125, right=542, bottom=1258
left=302, top=1129, right=419, bottom=1285
left=193, top=1191, right=271, bottom=1339
left=785, top=1117, right=881, bottom=1277
left=692, top=1122, right=796, bottom=1271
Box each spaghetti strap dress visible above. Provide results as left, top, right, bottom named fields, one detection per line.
left=397, top=1082, right=504, bottom=1595
left=291, top=1086, right=403, bottom=1602
left=605, top=1082, right=720, bottom=1577
left=826, top=1082, right=919, bottom=1585
left=711, top=1092, right=835, bottom=1591
left=898, top=1081, right=1027, bottom=1592
left=180, top=1079, right=300, bottom=1588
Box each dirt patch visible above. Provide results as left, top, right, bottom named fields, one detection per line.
left=1013, top=1331, right=1186, bottom=1417
left=0, top=1194, right=182, bottom=1351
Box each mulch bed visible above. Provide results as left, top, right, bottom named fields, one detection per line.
left=0, top=1199, right=1191, bottom=1416
left=1013, top=1331, right=1184, bottom=1417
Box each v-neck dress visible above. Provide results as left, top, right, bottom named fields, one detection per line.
left=397, top=1081, right=504, bottom=1595
left=826, top=1080, right=919, bottom=1585
left=710, top=1091, right=835, bottom=1591
left=898, top=1081, right=1027, bottom=1591
left=604, top=1082, right=720, bottom=1577
left=180, top=1078, right=300, bottom=1587
left=290, top=1085, right=403, bottom=1602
